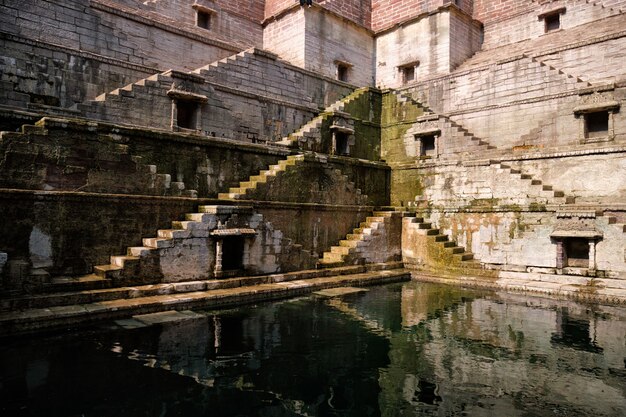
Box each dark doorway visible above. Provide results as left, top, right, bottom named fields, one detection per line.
left=419, top=135, right=436, bottom=157
left=335, top=132, right=349, bottom=156
left=222, top=237, right=244, bottom=271
left=176, top=100, right=198, bottom=129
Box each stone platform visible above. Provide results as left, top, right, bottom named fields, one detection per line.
left=0, top=263, right=409, bottom=337
left=411, top=269, right=626, bottom=306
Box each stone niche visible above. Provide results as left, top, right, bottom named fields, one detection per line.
left=551, top=210, right=603, bottom=276
left=329, top=112, right=355, bottom=156
left=573, top=92, right=620, bottom=143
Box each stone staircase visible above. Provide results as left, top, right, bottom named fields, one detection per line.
left=395, top=92, right=497, bottom=155
left=318, top=210, right=403, bottom=268
left=495, top=161, right=571, bottom=205
left=93, top=73, right=171, bottom=103
left=404, top=215, right=479, bottom=268
left=92, top=205, right=256, bottom=284
left=217, top=154, right=305, bottom=200
left=526, top=54, right=592, bottom=88
left=276, top=87, right=370, bottom=148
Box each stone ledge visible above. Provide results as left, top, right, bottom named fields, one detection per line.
left=0, top=188, right=378, bottom=212
left=0, top=266, right=410, bottom=337
left=410, top=269, right=626, bottom=306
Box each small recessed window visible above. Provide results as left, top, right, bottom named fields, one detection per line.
left=176, top=100, right=199, bottom=129
left=565, top=238, right=589, bottom=268
left=197, top=10, right=212, bottom=30
left=337, top=64, right=349, bottom=82
left=416, top=134, right=436, bottom=157
left=585, top=111, right=609, bottom=139
left=399, top=62, right=419, bottom=85
left=545, top=13, right=560, bottom=32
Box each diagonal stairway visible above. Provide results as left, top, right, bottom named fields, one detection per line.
left=217, top=154, right=305, bottom=200
left=404, top=215, right=478, bottom=267
left=318, top=210, right=403, bottom=268
left=495, top=161, right=571, bottom=204
left=276, top=87, right=371, bottom=148
left=395, top=92, right=497, bottom=154
left=92, top=205, right=253, bottom=283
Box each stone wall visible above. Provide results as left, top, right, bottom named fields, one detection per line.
left=304, top=8, right=375, bottom=86
left=0, top=117, right=388, bottom=203
left=0, top=190, right=374, bottom=282
left=141, top=0, right=264, bottom=47
left=265, top=0, right=372, bottom=28
left=0, top=0, right=244, bottom=110
left=476, top=0, right=623, bottom=50
left=375, top=8, right=481, bottom=88
left=264, top=7, right=375, bottom=86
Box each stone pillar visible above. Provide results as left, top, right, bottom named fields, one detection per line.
left=555, top=240, right=564, bottom=270
left=242, top=239, right=251, bottom=270
left=170, top=100, right=177, bottom=130
left=588, top=239, right=597, bottom=275
left=214, top=239, right=223, bottom=276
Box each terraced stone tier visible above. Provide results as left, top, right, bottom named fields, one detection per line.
left=0, top=263, right=409, bottom=337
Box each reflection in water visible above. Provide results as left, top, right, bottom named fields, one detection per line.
left=1, top=282, right=626, bottom=416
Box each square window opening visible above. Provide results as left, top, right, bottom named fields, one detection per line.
left=197, top=10, right=212, bottom=30
left=564, top=238, right=589, bottom=268
left=401, top=66, right=415, bottom=84
left=419, top=135, right=436, bottom=157
left=176, top=100, right=199, bottom=130
left=337, top=64, right=349, bottom=82
left=585, top=111, right=609, bottom=138
left=545, top=13, right=560, bottom=32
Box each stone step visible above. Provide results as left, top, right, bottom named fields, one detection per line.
left=217, top=192, right=238, bottom=199
left=455, top=253, right=474, bottom=261
left=0, top=267, right=411, bottom=333
left=447, top=246, right=465, bottom=254
left=431, top=234, right=449, bottom=242
left=142, top=237, right=174, bottom=249
left=93, top=264, right=122, bottom=279
left=127, top=246, right=155, bottom=257
left=331, top=246, right=354, bottom=256
left=323, top=252, right=344, bottom=262
left=157, top=229, right=192, bottom=239
left=110, top=255, right=140, bottom=268
left=339, top=240, right=361, bottom=248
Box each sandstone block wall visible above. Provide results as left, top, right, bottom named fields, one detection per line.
left=375, top=8, right=482, bottom=88
left=141, top=0, right=264, bottom=48
left=477, top=0, right=624, bottom=50
left=264, top=7, right=375, bottom=86
left=0, top=0, right=252, bottom=111
left=304, top=8, right=375, bottom=86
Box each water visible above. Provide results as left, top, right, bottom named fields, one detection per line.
left=1, top=281, right=626, bottom=417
